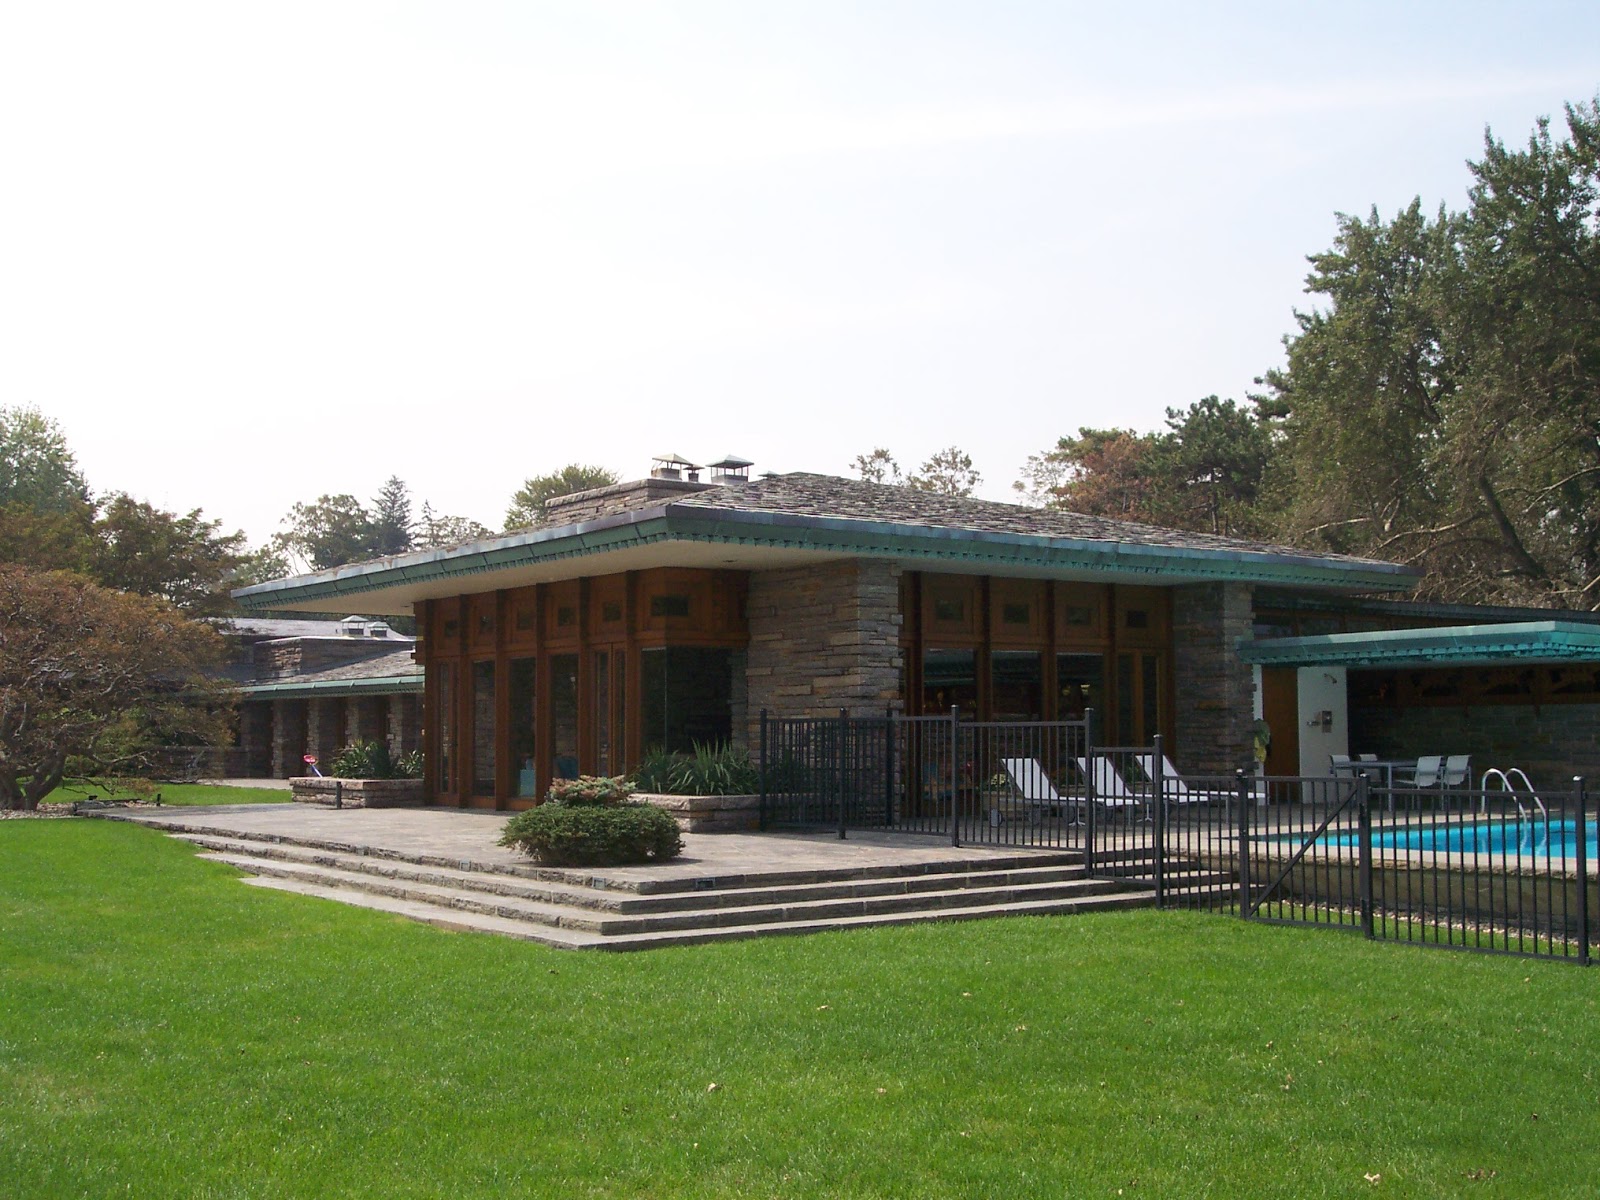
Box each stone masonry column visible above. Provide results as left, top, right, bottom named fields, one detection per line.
left=388, top=694, right=421, bottom=757
left=351, top=696, right=385, bottom=746
left=238, top=701, right=273, bottom=777
left=744, top=559, right=903, bottom=741
left=1171, top=581, right=1255, bottom=776
left=306, top=698, right=344, bottom=769
left=271, top=699, right=307, bottom=778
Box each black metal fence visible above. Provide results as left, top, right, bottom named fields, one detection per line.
left=758, top=712, right=1598, bottom=964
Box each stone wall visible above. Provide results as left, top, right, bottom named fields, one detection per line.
left=745, top=560, right=903, bottom=736
left=289, top=776, right=425, bottom=808
left=306, top=698, right=344, bottom=768
left=1172, top=582, right=1255, bottom=775
left=238, top=701, right=273, bottom=776
left=387, top=694, right=421, bottom=757
left=253, top=636, right=412, bottom=682
left=271, top=699, right=307, bottom=777
left=1350, top=701, right=1600, bottom=791
left=542, top=477, right=715, bottom=525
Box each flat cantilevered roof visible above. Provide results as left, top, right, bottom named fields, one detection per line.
left=1238, top=621, right=1600, bottom=669
left=234, top=473, right=1419, bottom=616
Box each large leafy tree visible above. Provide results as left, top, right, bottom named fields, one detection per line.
left=270, top=494, right=383, bottom=572
left=505, top=464, right=619, bottom=529
left=92, top=494, right=248, bottom=617
left=1266, top=96, right=1600, bottom=604
left=907, top=446, right=982, bottom=496
left=0, top=566, right=230, bottom=810
left=0, top=407, right=91, bottom=515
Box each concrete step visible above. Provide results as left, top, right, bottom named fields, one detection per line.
left=239, top=873, right=1156, bottom=951
left=178, top=833, right=1098, bottom=913
left=198, top=850, right=1143, bottom=936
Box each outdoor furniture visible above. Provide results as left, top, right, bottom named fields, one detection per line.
left=1075, top=755, right=1146, bottom=821
left=1000, top=757, right=1077, bottom=825
left=1441, top=755, right=1471, bottom=788
left=1358, top=753, right=1378, bottom=762
left=1396, top=755, right=1443, bottom=789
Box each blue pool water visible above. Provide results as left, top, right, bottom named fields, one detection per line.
left=1327, top=818, right=1597, bottom=860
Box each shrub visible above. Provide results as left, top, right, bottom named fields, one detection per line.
left=545, top=774, right=634, bottom=806
left=327, top=741, right=423, bottom=780
left=498, top=803, right=683, bottom=866
left=629, top=742, right=759, bottom=796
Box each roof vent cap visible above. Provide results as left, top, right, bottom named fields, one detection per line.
left=651, top=453, right=701, bottom=482
left=707, top=455, right=753, bottom=484
left=339, top=615, right=368, bottom=637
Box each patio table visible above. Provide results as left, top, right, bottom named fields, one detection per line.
left=1353, top=759, right=1417, bottom=812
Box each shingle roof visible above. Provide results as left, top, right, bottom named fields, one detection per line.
left=675, top=473, right=1397, bottom=568
left=283, top=650, right=421, bottom=686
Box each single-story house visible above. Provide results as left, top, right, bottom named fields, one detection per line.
left=218, top=616, right=422, bottom=777
left=234, top=462, right=1431, bottom=807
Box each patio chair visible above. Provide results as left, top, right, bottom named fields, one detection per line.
left=1440, top=755, right=1471, bottom=788
left=1075, top=755, right=1146, bottom=822
left=1358, top=754, right=1378, bottom=763
left=1000, top=757, right=1077, bottom=824
left=1394, top=755, right=1443, bottom=789
left=1329, top=754, right=1359, bottom=780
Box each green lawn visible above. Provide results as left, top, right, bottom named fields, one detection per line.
left=3, top=821, right=1596, bottom=1199
left=40, top=780, right=291, bottom=806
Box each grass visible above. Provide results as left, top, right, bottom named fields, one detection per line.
left=3, top=821, right=1598, bottom=1199
left=38, top=780, right=290, bottom=806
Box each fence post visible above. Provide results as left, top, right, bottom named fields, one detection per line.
left=1357, top=772, right=1374, bottom=940
left=837, top=708, right=849, bottom=840
left=1083, top=707, right=1096, bottom=877
left=334, top=779, right=343, bottom=811
left=884, top=707, right=896, bottom=827
left=949, top=705, right=961, bottom=847
left=758, top=709, right=769, bottom=832
left=1577, top=776, right=1590, bottom=967
left=1236, top=769, right=1251, bottom=919
left=1151, top=733, right=1166, bottom=907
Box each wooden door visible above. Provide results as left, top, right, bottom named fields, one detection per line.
left=1261, top=668, right=1300, bottom=777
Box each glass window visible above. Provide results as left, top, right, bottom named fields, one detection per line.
left=923, top=648, right=978, bottom=718
left=550, top=654, right=579, bottom=780
left=594, top=650, right=612, bottom=776
left=991, top=651, right=1042, bottom=720
left=1057, top=653, right=1104, bottom=737
left=471, top=660, right=495, bottom=797
left=508, top=658, right=536, bottom=797
left=640, top=647, right=734, bottom=753
left=434, top=661, right=456, bottom=795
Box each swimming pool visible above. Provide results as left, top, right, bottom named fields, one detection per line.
left=1326, top=818, right=1597, bottom=860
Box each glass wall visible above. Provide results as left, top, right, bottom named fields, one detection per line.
left=471, top=660, right=496, bottom=797
left=508, top=657, right=536, bottom=797
left=434, top=661, right=455, bottom=795
left=550, top=654, right=579, bottom=780
left=991, top=651, right=1043, bottom=720
left=640, top=647, right=734, bottom=753
left=922, top=648, right=978, bottom=717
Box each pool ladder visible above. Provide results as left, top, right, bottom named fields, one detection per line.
left=1479, top=767, right=1547, bottom=820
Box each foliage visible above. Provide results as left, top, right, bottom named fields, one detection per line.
left=544, top=773, right=636, bottom=806
left=631, top=742, right=760, bottom=795
left=415, top=501, right=491, bottom=548
left=0, top=565, right=230, bottom=810
left=327, top=741, right=423, bottom=780
left=0, top=406, right=91, bottom=515
left=0, top=500, right=97, bottom=573
left=906, top=446, right=981, bottom=496
left=270, top=493, right=383, bottom=572
left=370, top=476, right=415, bottom=556
left=1264, top=96, right=1600, bottom=604
left=851, top=447, right=901, bottom=485
left=498, top=801, right=682, bottom=865
left=92, top=492, right=248, bottom=616
left=504, top=464, right=620, bottom=530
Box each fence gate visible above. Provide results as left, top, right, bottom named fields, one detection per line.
left=759, top=709, right=1093, bottom=849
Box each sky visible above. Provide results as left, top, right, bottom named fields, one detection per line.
left=2, top=1, right=1597, bottom=547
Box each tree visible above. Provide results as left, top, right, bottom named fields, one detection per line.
left=907, top=446, right=981, bottom=496
left=0, top=406, right=91, bottom=515
left=1160, top=397, right=1273, bottom=536
left=505, top=464, right=620, bottom=529
left=417, top=502, right=492, bottom=549
left=852, top=448, right=902, bottom=485
left=92, top=493, right=248, bottom=617
left=0, top=502, right=97, bottom=574
left=0, top=566, right=230, bottom=810
left=270, top=494, right=383, bottom=572
left=370, top=476, right=415, bottom=556
left=1020, top=428, right=1167, bottom=521
left=1264, top=96, right=1600, bottom=604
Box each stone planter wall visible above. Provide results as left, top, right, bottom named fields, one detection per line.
left=637, top=792, right=761, bottom=834
left=289, top=777, right=426, bottom=808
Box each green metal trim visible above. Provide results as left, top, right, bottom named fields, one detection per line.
left=238, top=674, right=423, bottom=700
left=235, top=501, right=1418, bottom=611
left=1238, top=621, right=1600, bottom=668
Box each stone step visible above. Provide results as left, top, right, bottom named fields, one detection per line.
left=154, top=816, right=1083, bottom=894
left=178, top=833, right=1097, bottom=913
left=238, top=873, right=1156, bottom=951
left=199, top=851, right=1141, bottom=936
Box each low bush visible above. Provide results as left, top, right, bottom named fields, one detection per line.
left=630, top=742, right=759, bottom=796
left=327, top=741, right=423, bottom=780
left=498, top=802, right=683, bottom=866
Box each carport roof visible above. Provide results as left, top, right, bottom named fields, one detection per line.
left=1237, top=621, right=1600, bottom=669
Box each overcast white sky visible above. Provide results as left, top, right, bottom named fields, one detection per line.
left=2, top=1, right=1596, bottom=546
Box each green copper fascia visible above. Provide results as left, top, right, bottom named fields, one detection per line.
left=234, top=504, right=1416, bottom=611
left=237, top=674, right=424, bottom=700
left=1237, top=621, right=1600, bottom=668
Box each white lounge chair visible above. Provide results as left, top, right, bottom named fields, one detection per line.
left=1075, top=755, right=1146, bottom=821
left=1441, top=755, right=1470, bottom=788
left=1136, top=753, right=1202, bottom=804
left=1000, top=757, right=1077, bottom=824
